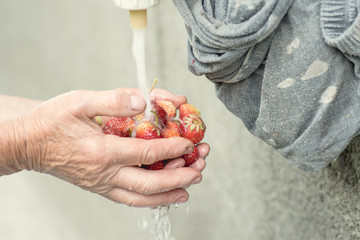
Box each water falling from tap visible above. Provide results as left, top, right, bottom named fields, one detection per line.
left=132, top=27, right=151, bottom=119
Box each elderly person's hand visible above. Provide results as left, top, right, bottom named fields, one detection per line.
left=0, top=88, right=209, bottom=207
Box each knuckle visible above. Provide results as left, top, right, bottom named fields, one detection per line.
left=112, top=89, right=126, bottom=104
left=82, top=140, right=107, bottom=164
left=123, top=195, right=140, bottom=207
left=66, top=90, right=92, bottom=114
left=109, top=89, right=127, bottom=106
left=68, top=89, right=88, bottom=101
left=134, top=177, right=152, bottom=195
left=139, top=143, right=157, bottom=165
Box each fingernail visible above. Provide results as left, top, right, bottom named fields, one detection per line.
left=131, top=96, right=145, bottom=111
left=192, top=161, right=201, bottom=170
left=185, top=146, right=194, bottom=154
left=191, top=177, right=202, bottom=184
left=173, top=161, right=185, bottom=169
left=164, top=160, right=185, bottom=170
left=176, top=196, right=187, bottom=203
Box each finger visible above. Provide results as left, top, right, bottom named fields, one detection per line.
left=164, top=158, right=185, bottom=170
left=111, top=166, right=202, bottom=195
left=187, top=143, right=209, bottom=172
left=91, top=88, right=187, bottom=125
left=176, top=143, right=208, bottom=172
left=150, top=89, right=187, bottom=108
left=102, top=136, right=194, bottom=166
left=197, top=142, right=210, bottom=159
left=63, top=89, right=146, bottom=118
left=188, top=158, right=206, bottom=172
left=105, top=187, right=189, bottom=208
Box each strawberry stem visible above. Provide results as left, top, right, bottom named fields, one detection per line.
left=150, top=110, right=159, bottom=126
left=94, top=116, right=103, bottom=126
left=149, top=78, right=158, bottom=94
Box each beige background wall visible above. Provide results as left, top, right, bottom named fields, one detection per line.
left=1, top=0, right=359, bottom=239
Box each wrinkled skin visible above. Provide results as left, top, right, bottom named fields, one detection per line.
left=0, top=89, right=209, bottom=207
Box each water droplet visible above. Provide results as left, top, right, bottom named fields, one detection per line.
left=137, top=216, right=149, bottom=230
left=185, top=205, right=191, bottom=216
left=150, top=206, right=175, bottom=240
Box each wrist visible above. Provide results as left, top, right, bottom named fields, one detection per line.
left=0, top=117, right=28, bottom=176
left=0, top=97, right=44, bottom=176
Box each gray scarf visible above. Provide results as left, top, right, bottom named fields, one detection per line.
left=173, top=0, right=360, bottom=171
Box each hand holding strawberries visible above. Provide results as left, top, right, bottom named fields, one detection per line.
left=0, top=88, right=209, bottom=207
left=103, top=98, right=208, bottom=171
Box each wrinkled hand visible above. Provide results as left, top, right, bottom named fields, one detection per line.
left=4, top=88, right=209, bottom=207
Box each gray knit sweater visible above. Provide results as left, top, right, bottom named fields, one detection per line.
left=172, top=0, right=360, bottom=171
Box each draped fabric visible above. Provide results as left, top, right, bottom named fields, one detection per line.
left=173, top=0, right=360, bottom=171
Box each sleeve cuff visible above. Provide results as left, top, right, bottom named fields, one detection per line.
left=321, top=0, right=360, bottom=56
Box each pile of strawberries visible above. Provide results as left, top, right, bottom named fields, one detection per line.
left=102, top=101, right=206, bottom=170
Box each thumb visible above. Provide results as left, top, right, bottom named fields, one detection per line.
left=64, top=89, right=146, bottom=118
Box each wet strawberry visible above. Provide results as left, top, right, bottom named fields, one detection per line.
left=151, top=102, right=168, bottom=126
left=163, top=120, right=181, bottom=138
left=156, top=100, right=176, bottom=120
left=182, top=145, right=199, bottom=167
left=179, top=103, right=201, bottom=119
left=103, top=117, right=135, bottom=137
left=135, top=120, right=163, bottom=140
left=143, top=160, right=165, bottom=170
left=136, top=120, right=164, bottom=170
left=180, top=115, right=206, bottom=144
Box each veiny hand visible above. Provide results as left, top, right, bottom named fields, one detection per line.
left=2, top=88, right=209, bottom=207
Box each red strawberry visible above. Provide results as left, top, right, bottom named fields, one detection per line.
left=163, top=120, right=181, bottom=138
left=136, top=120, right=164, bottom=170
left=103, top=117, right=135, bottom=137
left=151, top=102, right=168, bottom=126
left=144, top=160, right=165, bottom=170
left=182, top=146, right=199, bottom=167
left=180, top=115, right=206, bottom=144
left=156, top=100, right=176, bottom=120
left=135, top=120, right=163, bottom=140
left=179, top=103, right=201, bottom=119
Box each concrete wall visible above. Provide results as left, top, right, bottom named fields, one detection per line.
left=1, top=0, right=359, bottom=239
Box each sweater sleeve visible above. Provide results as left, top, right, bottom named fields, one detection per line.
left=321, top=0, right=360, bottom=77
left=321, top=0, right=360, bottom=56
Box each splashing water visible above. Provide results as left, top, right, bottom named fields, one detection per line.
left=132, top=28, right=151, bottom=118
left=151, top=206, right=175, bottom=240
left=137, top=206, right=176, bottom=240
